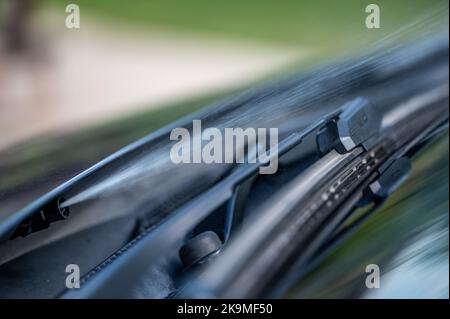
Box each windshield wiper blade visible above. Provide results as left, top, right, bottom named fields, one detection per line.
left=179, top=88, right=448, bottom=299
left=51, top=35, right=449, bottom=299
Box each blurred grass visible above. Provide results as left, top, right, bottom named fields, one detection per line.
left=44, top=0, right=447, bottom=51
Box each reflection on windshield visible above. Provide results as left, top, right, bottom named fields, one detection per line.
left=365, top=214, right=448, bottom=298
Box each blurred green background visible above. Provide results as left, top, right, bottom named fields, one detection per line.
left=44, top=0, right=446, bottom=50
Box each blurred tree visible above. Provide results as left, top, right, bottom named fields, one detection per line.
left=2, top=0, right=34, bottom=52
